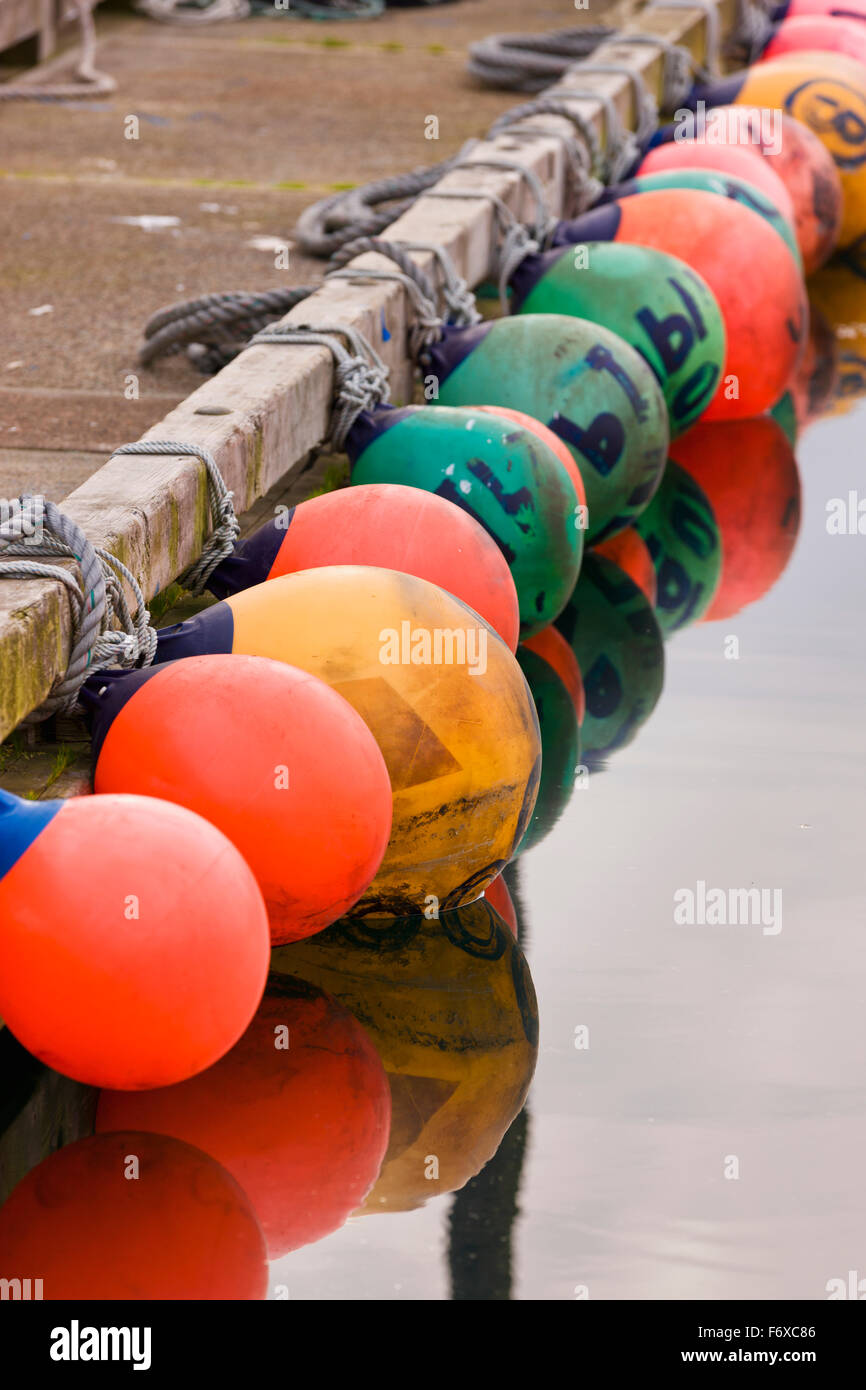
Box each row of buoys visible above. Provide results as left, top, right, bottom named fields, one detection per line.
left=0, top=31, right=858, bottom=1284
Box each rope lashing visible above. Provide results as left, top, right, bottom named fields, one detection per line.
left=420, top=188, right=539, bottom=313
left=488, top=100, right=605, bottom=217
left=550, top=76, right=647, bottom=184
left=325, top=241, right=445, bottom=358
left=111, top=442, right=240, bottom=593
left=248, top=323, right=390, bottom=451
left=0, top=497, right=156, bottom=724
left=139, top=286, right=319, bottom=368
left=612, top=30, right=710, bottom=112
left=640, top=1, right=724, bottom=86
left=466, top=26, right=618, bottom=92
left=392, top=242, right=481, bottom=328
left=567, top=61, right=659, bottom=152
left=0, top=0, right=116, bottom=102
left=293, top=141, right=479, bottom=258
left=729, top=0, right=775, bottom=61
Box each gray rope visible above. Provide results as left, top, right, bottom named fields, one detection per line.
left=489, top=100, right=605, bottom=218
left=0, top=0, right=116, bottom=102
left=613, top=30, right=708, bottom=112
left=139, top=286, right=319, bottom=368
left=421, top=188, right=539, bottom=313
left=641, top=1, right=723, bottom=83
left=393, top=242, right=481, bottom=327
left=0, top=497, right=156, bottom=724
left=466, top=26, right=617, bottom=92
left=135, top=0, right=385, bottom=20
left=248, top=323, right=390, bottom=451
left=570, top=61, right=659, bottom=150
left=326, top=238, right=444, bottom=357
left=111, top=441, right=240, bottom=593
left=293, top=140, right=479, bottom=258
left=729, top=0, right=775, bottom=62
left=552, top=77, right=644, bottom=185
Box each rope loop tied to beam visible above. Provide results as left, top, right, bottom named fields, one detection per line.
left=111, top=441, right=240, bottom=594
left=249, top=322, right=390, bottom=451
left=422, top=185, right=541, bottom=313
left=0, top=496, right=157, bottom=725
left=488, top=99, right=605, bottom=217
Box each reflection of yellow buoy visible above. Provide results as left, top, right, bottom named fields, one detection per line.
left=273, top=899, right=538, bottom=1213
left=809, top=248, right=866, bottom=410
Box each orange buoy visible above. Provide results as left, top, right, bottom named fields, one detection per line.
left=669, top=416, right=802, bottom=620
left=207, top=482, right=521, bottom=654
left=153, top=567, right=541, bottom=916
left=0, top=1131, right=268, bottom=1300
left=522, top=623, right=585, bottom=726
left=593, top=527, right=658, bottom=607
left=698, top=106, right=842, bottom=274
left=97, top=975, right=391, bottom=1258
left=0, top=790, right=269, bottom=1090
left=762, top=14, right=866, bottom=66
left=84, top=655, right=393, bottom=946
left=637, top=140, right=797, bottom=227
left=689, top=51, right=866, bottom=246
left=472, top=404, right=588, bottom=516
left=549, top=189, right=807, bottom=421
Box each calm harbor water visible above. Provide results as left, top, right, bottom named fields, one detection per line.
left=1, top=274, right=864, bottom=1303
left=268, top=285, right=866, bottom=1301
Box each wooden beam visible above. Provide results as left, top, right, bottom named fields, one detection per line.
left=0, top=0, right=739, bottom=743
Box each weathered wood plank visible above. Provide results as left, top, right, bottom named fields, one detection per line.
left=0, top=0, right=738, bottom=744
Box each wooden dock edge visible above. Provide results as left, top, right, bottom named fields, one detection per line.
left=0, top=0, right=738, bottom=743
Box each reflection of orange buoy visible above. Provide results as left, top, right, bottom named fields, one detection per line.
left=638, top=141, right=796, bottom=227
left=0, top=790, right=269, bottom=1090
left=97, top=976, right=391, bottom=1258
left=669, top=417, right=802, bottom=621
left=789, top=300, right=839, bottom=425
left=549, top=190, right=807, bottom=421
left=207, top=483, right=521, bottom=654
left=593, top=527, right=658, bottom=607
left=273, top=902, right=538, bottom=1214
left=0, top=1131, right=268, bottom=1300
left=483, top=873, right=518, bottom=936
left=85, top=655, right=393, bottom=945
left=522, top=623, right=585, bottom=726
left=808, top=249, right=866, bottom=410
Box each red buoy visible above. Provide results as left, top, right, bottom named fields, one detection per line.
left=638, top=141, right=797, bottom=228
left=208, top=482, right=521, bottom=653
left=0, top=790, right=269, bottom=1089
left=762, top=14, right=866, bottom=66
left=86, top=655, right=393, bottom=946
left=0, top=1131, right=268, bottom=1300
left=97, top=975, right=391, bottom=1258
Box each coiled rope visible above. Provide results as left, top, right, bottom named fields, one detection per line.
left=466, top=26, right=617, bottom=92
left=139, top=286, right=319, bottom=369
left=0, top=498, right=156, bottom=724
left=0, top=0, right=116, bottom=102
left=135, top=0, right=384, bottom=22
